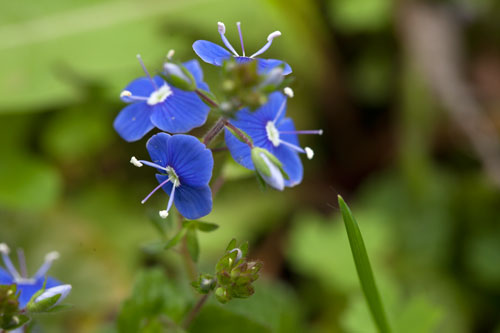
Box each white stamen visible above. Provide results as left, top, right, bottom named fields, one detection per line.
left=0, top=243, right=9, bottom=254
left=305, top=147, right=314, bottom=160
left=267, top=31, right=281, bottom=41
left=217, top=22, right=226, bottom=34
left=229, top=248, right=243, bottom=264
left=159, top=210, right=169, bottom=219
left=120, top=90, right=132, bottom=98
left=167, top=49, right=175, bottom=60
left=283, top=87, right=294, bottom=98
left=130, top=156, right=143, bottom=167
left=45, top=251, right=60, bottom=262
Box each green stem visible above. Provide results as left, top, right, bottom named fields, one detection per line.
left=182, top=293, right=210, bottom=329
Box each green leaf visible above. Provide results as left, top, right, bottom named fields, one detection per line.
left=186, top=227, right=199, bottom=262
left=338, top=195, right=391, bottom=333
left=164, top=227, right=187, bottom=250
left=195, top=221, right=219, bottom=232
left=225, top=239, right=237, bottom=252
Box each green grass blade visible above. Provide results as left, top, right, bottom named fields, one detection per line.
left=338, top=195, right=391, bottom=333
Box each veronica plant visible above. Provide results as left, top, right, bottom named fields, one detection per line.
left=114, top=21, right=322, bottom=330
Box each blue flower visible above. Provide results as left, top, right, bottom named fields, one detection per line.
left=131, top=133, right=214, bottom=220
left=224, top=90, right=322, bottom=188
left=0, top=243, right=67, bottom=309
left=193, top=22, right=292, bottom=75
left=113, top=57, right=211, bottom=142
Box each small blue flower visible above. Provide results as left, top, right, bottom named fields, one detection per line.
left=131, top=133, right=214, bottom=220
left=0, top=243, right=67, bottom=309
left=193, top=22, right=292, bottom=75
left=224, top=90, right=322, bottom=188
left=113, top=56, right=211, bottom=142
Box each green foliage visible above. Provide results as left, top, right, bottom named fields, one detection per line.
left=338, top=195, right=390, bottom=332
left=0, top=285, right=29, bottom=330
left=117, top=269, right=190, bottom=333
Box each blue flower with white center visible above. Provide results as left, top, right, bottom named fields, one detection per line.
left=131, top=133, right=214, bottom=220
left=224, top=89, right=322, bottom=188
left=0, top=243, right=68, bottom=309
left=113, top=56, right=211, bottom=142
left=193, top=22, right=292, bottom=75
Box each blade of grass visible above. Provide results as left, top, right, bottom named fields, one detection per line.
left=338, top=195, right=391, bottom=333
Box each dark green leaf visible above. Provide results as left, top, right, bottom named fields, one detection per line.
left=164, top=227, right=187, bottom=250
left=338, top=195, right=391, bottom=333
left=195, top=221, right=219, bottom=232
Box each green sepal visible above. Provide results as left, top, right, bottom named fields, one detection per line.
left=161, top=61, right=196, bottom=91
left=2, top=314, right=30, bottom=330
left=27, top=294, right=61, bottom=313
left=196, top=89, right=219, bottom=107
left=226, top=125, right=254, bottom=146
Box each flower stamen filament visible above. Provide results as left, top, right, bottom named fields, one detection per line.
left=136, top=54, right=158, bottom=90
left=236, top=22, right=246, bottom=56
left=218, top=22, right=239, bottom=56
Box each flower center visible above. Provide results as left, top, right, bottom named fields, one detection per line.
left=166, top=166, right=181, bottom=187
left=266, top=121, right=280, bottom=147
left=147, top=84, right=172, bottom=105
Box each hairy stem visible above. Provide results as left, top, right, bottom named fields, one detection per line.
left=224, top=121, right=254, bottom=148
left=195, top=89, right=218, bottom=108
left=182, top=294, right=210, bottom=329
left=177, top=213, right=197, bottom=281
left=203, top=117, right=226, bottom=146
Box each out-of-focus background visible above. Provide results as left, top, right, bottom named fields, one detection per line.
left=1, top=0, right=500, bottom=331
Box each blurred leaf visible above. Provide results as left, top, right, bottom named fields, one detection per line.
left=164, top=227, right=187, bottom=250
left=0, top=154, right=62, bottom=211
left=41, top=104, right=113, bottom=162
left=221, top=158, right=253, bottom=181
left=186, top=227, right=199, bottom=262
left=117, top=269, right=189, bottom=333
left=338, top=195, right=390, bottom=333
left=393, top=296, right=442, bottom=333
left=328, top=0, right=391, bottom=32
left=195, top=221, right=219, bottom=232
left=189, top=304, right=271, bottom=333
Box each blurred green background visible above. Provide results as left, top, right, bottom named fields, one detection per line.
left=1, top=0, right=500, bottom=331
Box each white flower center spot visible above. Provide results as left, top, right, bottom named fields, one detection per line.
left=266, top=121, right=280, bottom=147
left=147, top=84, right=173, bottom=105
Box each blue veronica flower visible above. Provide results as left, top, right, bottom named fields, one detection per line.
left=224, top=90, right=322, bottom=188
left=192, top=22, right=292, bottom=75
left=0, top=243, right=65, bottom=309
left=130, top=133, right=214, bottom=220
left=113, top=56, right=211, bottom=142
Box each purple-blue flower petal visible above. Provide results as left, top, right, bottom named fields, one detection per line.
left=121, top=77, right=164, bottom=102
left=0, top=267, right=13, bottom=284
left=146, top=132, right=171, bottom=169
left=166, top=135, right=213, bottom=186
left=193, top=40, right=232, bottom=66
left=113, top=102, right=154, bottom=142
left=183, top=59, right=209, bottom=91
left=150, top=87, right=210, bottom=133
left=224, top=128, right=254, bottom=170
left=257, top=59, right=292, bottom=75
left=156, top=175, right=213, bottom=220
left=274, top=146, right=303, bottom=187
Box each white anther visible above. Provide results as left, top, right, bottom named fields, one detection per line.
left=159, top=210, right=169, bottom=219
left=45, top=251, right=60, bottom=262
left=0, top=243, right=9, bottom=254
left=267, top=31, right=281, bottom=41
left=120, top=90, right=132, bottom=98
left=167, top=49, right=175, bottom=60
left=218, top=22, right=226, bottom=34
left=318, top=129, right=324, bottom=135
left=130, top=156, right=143, bottom=167
left=305, top=147, right=314, bottom=160
left=283, top=87, right=294, bottom=98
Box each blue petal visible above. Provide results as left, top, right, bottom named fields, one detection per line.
left=113, top=102, right=154, bottom=142
left=273, top=146, right=303, bottom=187
left=166, top=135, right=213, bottom=186
left=146, top=132, right=172, bottom=168
left=257, top=59, right=292, bottom=75
left=155, top=176, right=213, bottom=220
left=122, top=77, right=157, bottom=102
left=183, top=59, right=209, bottom=91
left=193, top=40, right=232, bottom=66
left=224, top=92, right=288, bottom=169
left=17, top=277, right=61, bottom=309
left=234, top=56, right=255, bottom=64
left=0, top=267, right=13, bottom=284
left=150, top=87, right=210, bottom=133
